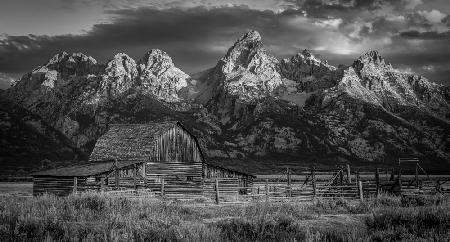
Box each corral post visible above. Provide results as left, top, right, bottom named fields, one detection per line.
left=398, top=163, right=403, bottom=194
left=142, top=163, right=147, bottom=187
left=161, top=177, right=165, bottom=197
left=265, top=179, right=269, bottom=202
left=415, top=163, right=419, bottom=188
left=133, top=164, right=137, bottom=191
left=100, top=177, right=105, bottom=191
left=287, top=168, right=292, bottom=197
left=312, top=167, right=316, bottom=198
left=114, top=159, right=119, bottom=190
left=346, top=164, right=351, bottom=184
left=375, top=168, right=380, bottom=198
left=73, top=177, right=78, bottom=194
left=398, top=159, right=402, bottom=191
left=358, top=181, right=364, bottom=202
left=339, top=168, right=344, bottom=186
left=215, top=178, right=220, bottom=205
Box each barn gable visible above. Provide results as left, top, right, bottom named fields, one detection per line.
left=90, top=121, right=203, bottom=163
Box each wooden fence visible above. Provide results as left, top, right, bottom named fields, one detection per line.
left=45, top=159, right=450, bottom=203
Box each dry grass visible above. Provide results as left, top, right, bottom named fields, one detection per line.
left=0, top=192, right=449, bottom=241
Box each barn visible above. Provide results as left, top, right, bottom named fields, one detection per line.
left=32, top=121, right=254, bottom=197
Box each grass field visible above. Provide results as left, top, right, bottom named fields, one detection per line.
left=0, top=192, right=449, bottom=241
left=0, top=182, right=32, bottom=197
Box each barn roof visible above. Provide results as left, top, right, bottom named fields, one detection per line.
left=31, top=160, right=143, bottom=177
left=89, top=121, right=183, bottom=162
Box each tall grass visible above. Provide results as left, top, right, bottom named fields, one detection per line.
left=0, top=192, right=448, bottom=241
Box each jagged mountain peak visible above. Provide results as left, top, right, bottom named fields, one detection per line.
left=357, top=50, right=385, bottom=64
left=104, top=53, right=138, bottom=82
left=42, top=51, right=99, bottom=77
left=352, top=50, right=392, bottom=74
left=288, top=49, right=335, bottom=69
left=280, top=49, right=338, bottom=92
left=220, top=30, right=270, bottom=74
left=46, top=51, right=97, bottom=66
left=237, top=30, right=261, bottom=42
left=301, top=49, right=312, bottom=58
left=139, top=49, right=174, bottom=70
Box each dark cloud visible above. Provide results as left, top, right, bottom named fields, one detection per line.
left=0, top=6, right=327, bottom=75
left=0, top=5, right=449, bottom=85
left=399, top=30, right=450, bottom=39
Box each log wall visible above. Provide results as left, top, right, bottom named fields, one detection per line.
left=203, top=163, right=254, bottom=190
left=33, top=176, right=86, bottom=196
left=145, top=162, right=203, bottom=196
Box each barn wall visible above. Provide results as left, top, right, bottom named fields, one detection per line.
left=203, top=164, right=253, bottom=188
left=152, top=126, right=203, bottom=163
left=33, top=176, right=86, bottom=196
left=145, top=162, right=203, bottom=194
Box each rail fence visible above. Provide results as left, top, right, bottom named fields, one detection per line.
left=60, top=158, right=450, bottom=203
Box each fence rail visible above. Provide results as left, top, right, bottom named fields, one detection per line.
left=56, top=161, right=450, bottom=204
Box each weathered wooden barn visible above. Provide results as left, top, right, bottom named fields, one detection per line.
left=32, top=121, right=254, bottom=196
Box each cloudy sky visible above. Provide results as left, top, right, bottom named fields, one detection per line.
left=0, top=0, right=449, bottom=89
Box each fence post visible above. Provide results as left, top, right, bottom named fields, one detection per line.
left=114, top=159, right=119, bottom=190
left=375, top=168, right=380, bottom=198
left=215, top=178, right=220, bottom=205
left=133, top=164, right=137, bottom=191
left=356, top=171, right=360, bottom=185
left=287, top=168, right=292, bottom=197
left=415, top=163, right=419, bottom=188
left=161, top=177, right=165, bottom=197
left=312, top=167, right=316, bottom=198
left=265, top=179, right=269, bottom=202
left=346, top=164, right=351, bottom=184
left=73, top=177, right=78, bottom=194
left=358, top=181, right=364, bottom=202
left=100, top=177, right=105, bottom=191
left=142, top=163, right=147, bottom=187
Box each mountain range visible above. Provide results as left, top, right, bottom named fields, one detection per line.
left=1, top=30, right=449, bottom=175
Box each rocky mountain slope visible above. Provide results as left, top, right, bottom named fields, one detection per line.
left=2, top=30, right=449, bottom=173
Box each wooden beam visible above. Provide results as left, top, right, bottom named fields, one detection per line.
left=375, top=168, right=380, bottom=198
left=215, top=178, right=220, bottom=205
left=415, top=163, right=419, bottom=188
left=287, top=168, right=292, bottom=197
left=114, top=159, right=119, bottom=190
left=161, top=177, right=165, bottom=197
left=100, top=177, right=105, bottom=191
left=265, top=179, right=269, bottom=202
left=133, top=164, right=137, bottom=191
left=73, top=177, right=77, bottom=194
left=312, top=167, right=316, bottom=198
left=346, top=164, right=351, bottom=184
left=358, top=181, right=364, bottom=202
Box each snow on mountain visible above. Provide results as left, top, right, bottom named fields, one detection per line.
left=194, top=30, right=283, bottom=104
left=2, top=30, right=449, bottom=170
left=317, top=50, right=450, bottom=119
left=137, top=49, right=191, bottom=102
left=280, top=49, right=339, bottom=92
